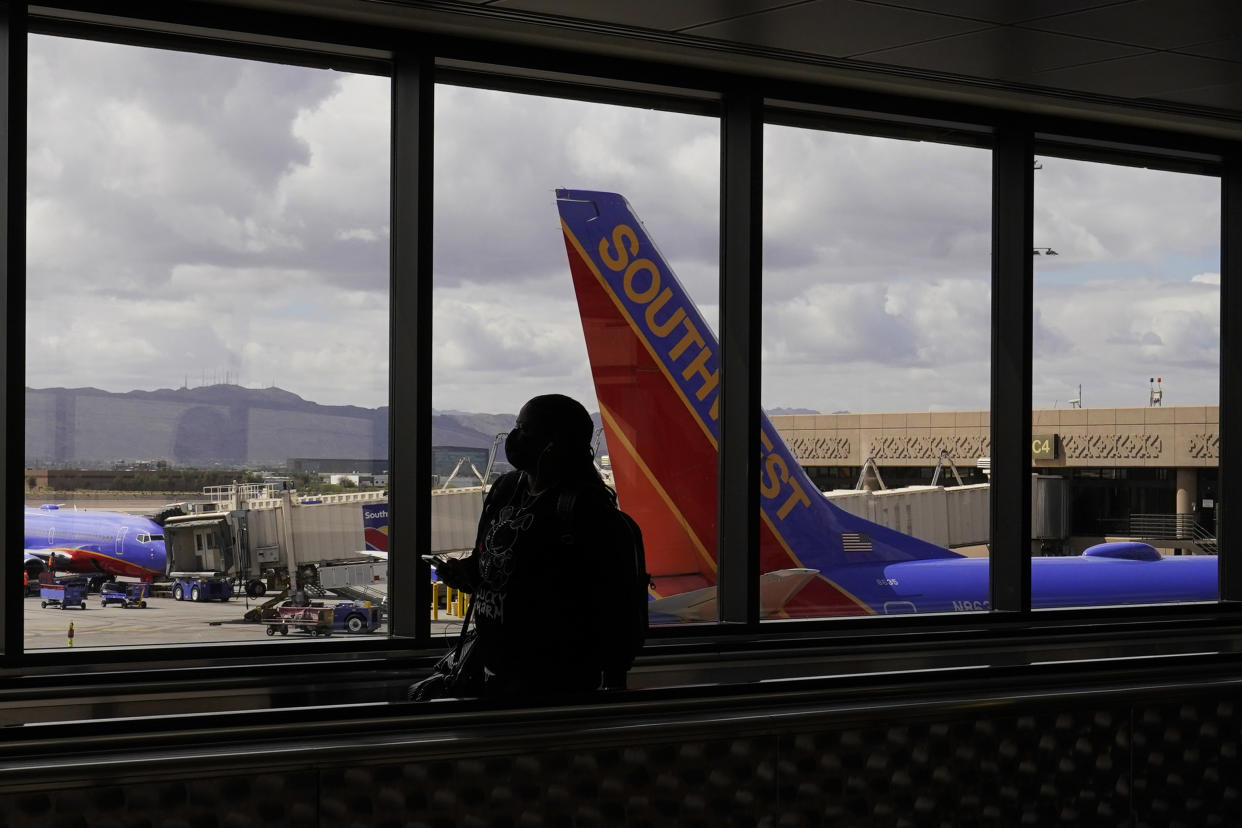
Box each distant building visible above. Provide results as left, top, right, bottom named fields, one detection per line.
left=432, top=446, right=492, bottom=481
left=24, top=467, right=239, bottom=491
left=772, top=404, right=1219, bottom=544
left=289, top=451, right=496, bottom=481
left=288, top=458, right=388, bottom=475
left=324, top=473, right=388, bottom=488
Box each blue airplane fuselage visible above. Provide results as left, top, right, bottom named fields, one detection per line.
left=24, top=506, right=167, bottom=581
left=830, top=552, right=1218, bottom=614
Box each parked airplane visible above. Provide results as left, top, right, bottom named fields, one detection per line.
left=555, top=189, right=1219, bottom=617
left=24, top=505, right=167, bottom=584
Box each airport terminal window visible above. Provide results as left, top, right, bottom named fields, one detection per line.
left=9, top=5, right=1238, bottom=682
left=24, top=35, right=391, bottom=649
left=1031, top=153, right=1220, bottom=607
left=761, top=126, right=993, bottom=618
left=431, top=84, right=720, bottom=631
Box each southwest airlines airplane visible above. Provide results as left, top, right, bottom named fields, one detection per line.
left=556, top=189, right=1219, bottom=617
left=24, top=505, right=168, bottom=583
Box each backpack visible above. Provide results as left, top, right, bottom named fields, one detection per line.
left=557, top=489, right=650, bottom=689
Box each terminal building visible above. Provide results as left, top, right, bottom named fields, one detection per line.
left=6, top=2, right=1242, bottom=826
left=774, top=403, right=1220, bottom=548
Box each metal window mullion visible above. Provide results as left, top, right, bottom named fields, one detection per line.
left=389, top=47, right=433, bottom=640
left=2, top=2, right=26, bottom=660
left=717, top=87, right=762, bottom=626
left=989, top=126, right=1034, bottom=614
left=1220, top=151, right=1242, bottom=602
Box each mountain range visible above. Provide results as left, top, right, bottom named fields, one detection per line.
left=26, top=384, right=817, bottom=469
left=27, top=384, right=509, bottom=469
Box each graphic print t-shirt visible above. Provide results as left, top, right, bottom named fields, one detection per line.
left=470, top=472, right=603, bottom=688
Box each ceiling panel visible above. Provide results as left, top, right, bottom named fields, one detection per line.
left=682, top=0, right=989, bottom=59
left=1022, top=0, right=1242, bottom=50
left=446, top=0, right=1242, bottom=123
left=488, top=0, right=795, bottom=32
left=858, top=26, right=1149, bottom=79
left=1028, top=51, right=1242, bottom=100
left=1176, top=35, right=1242, bottom=64
left=856, top=0, right=1124, bottom=26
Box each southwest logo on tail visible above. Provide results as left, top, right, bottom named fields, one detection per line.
left=556, top=190, right=1218, bottom=617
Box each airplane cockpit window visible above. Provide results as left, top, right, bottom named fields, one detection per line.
left=761, top=125, right=993, bottom=619
left=1030, top=154, right=1220, bottom=609
left=24, top=34, right=391, bottom=650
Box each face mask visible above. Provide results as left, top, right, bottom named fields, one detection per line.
left=505, top=428, right=548, bottom=472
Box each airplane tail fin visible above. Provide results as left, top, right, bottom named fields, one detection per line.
left=557, top=189, right=962, bottom=617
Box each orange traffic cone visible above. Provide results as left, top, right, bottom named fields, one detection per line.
left=67, top=621, right=75, bottom=648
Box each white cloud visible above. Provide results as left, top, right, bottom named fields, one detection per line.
left=1026, top=158, right=1220, bottom=409
left=24, top=36, right=1224, bottom=419
left=1033, top=276, right=1219, bottom=408
left=27, top=35, right=389, bottom=406
left=1035, top=161, right=1219, bottom=267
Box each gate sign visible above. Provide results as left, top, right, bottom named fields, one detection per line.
left=1032, top=434, right=1059, bottom=460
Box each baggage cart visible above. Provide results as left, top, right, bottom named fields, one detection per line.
left=40, top=576, right=88, bottom=610
left=261, top=603, right=334, bottom=637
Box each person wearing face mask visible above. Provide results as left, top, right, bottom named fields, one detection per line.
left=432, top=393, right=624, bottom=696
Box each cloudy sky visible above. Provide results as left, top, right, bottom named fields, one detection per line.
left=26, top=34, right=1221, bottom=417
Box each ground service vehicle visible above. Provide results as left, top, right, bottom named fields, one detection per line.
left=170, top=574, right=233, bottom=602
left=261, top=600, right=382, bottom=637
left=100, top=582, right=149, bottom=609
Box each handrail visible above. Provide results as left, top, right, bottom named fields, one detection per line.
left=1128, top=513, right=1217, bottom=553
left=7, top=647, right=1242, bottom=766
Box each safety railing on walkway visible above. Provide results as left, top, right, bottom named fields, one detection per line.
left=327, top=583, right=386, bottom=605
left=1128, top=513, right=1217, bottom=554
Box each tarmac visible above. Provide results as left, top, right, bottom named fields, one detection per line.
left=23, top=593, right=466, bottom=650
left=23, top=495, right=469, bottom=650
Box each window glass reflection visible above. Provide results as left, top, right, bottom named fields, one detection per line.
left=25, top=36, right=390, bottom=648
left=431, top=86, right=720, bottom=630
left=1031, top=156, right=1220, bottom=608
left=763, top=126, right=992, bottom=618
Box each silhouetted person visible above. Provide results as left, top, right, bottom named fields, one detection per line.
left=436, top=393, right=629, bottom=696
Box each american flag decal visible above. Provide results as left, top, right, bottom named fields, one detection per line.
left=842, top=532, right=873, bottom=554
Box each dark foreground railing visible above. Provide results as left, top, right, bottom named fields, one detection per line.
left=2, top=643, right=1241, bottom=825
